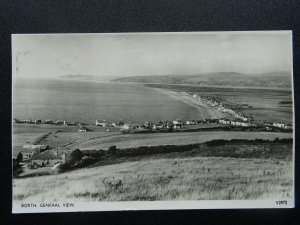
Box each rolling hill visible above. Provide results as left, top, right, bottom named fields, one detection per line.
left=112, top=71, right=292, bottom=88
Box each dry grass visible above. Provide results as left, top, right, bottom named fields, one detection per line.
left=68, top=131, right=292, bottom=150
left=13, top=156, right=293, bottom=202
left=38, top=131, right=120, bottom=148
left=13, top=133, right=48, bottom=146
left=13, top=123, right=77, bottom=134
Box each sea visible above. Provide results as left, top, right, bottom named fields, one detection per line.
left=13, top=78, right=200, bottom=124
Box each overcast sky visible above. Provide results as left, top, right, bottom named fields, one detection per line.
left=12, top=31, right=292, bottom=79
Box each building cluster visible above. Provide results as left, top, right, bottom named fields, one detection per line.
left=96, top=119, right=181, bottom=133
left=218, top=118, right=255, bottom=127
left=194, top=94, right=248, bottom=121
left=95, top=120, right=130, bottom=128
left=96, top=118, right=223, bottom=133
left=13, top=144, right=66, bottom=169
left=263, top=121, right=293, bottom=130
left=218, top=118, right=292, bottom=130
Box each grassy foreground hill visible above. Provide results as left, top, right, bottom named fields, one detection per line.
left=13, top=140, right=293, bottom=202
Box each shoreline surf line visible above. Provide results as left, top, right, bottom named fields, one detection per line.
left=153, top=88, right=225, bottom=120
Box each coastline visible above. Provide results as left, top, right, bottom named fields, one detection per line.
left=155, top=88, right=225, bottom=120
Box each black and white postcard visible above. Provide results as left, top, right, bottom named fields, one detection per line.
left=12, top=31, right=294, bottom=213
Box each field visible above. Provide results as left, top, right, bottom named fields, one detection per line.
left=13, top=123, right=120, bottom=135
left=59, top=131, right=292, bottom=150
left=13, top=151, right=293, bottom=202
left=13, top=124, right=78, bottom=134
left=13, top=124, right=120, bottom=148
left=37, top=130, right=120, bottom=148
left=13, top=133, right=49, bottom=146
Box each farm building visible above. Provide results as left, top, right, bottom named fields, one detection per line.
left=54, top=120, right=65, bottom=125
left=20, top=152, right=34, bottom=161
left=185, top=120, right=197, bottom=125
left=120, top=123, right=130, bottom=130
left=272, top=122, right=286, bottom=129
left=219, top=118, right=230, bottom=125
left=173, top=124, right=182, bottom=129
left=34, top=119, right=42, bottom=124
left=78, top=125, right=89, bottom=132
left=95, top=120, right=109, bottom=127
left=173, top=119, right=183, bottom=126
left=31, top=151, right=66, bottom=167
left=44, top=119, right=53, bottom=124
left=13, top=146, right=42, bottom=161
left=285, top=124, right=293, bottom=129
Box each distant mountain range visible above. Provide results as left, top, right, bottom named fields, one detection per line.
left=59, top=74, right=116, bottom=81
left=112, top=72, right=292, bottom=88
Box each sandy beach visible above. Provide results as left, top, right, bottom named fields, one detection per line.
left=156, top=88, right=225, bottom=120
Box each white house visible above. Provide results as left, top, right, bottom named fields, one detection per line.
left=285, top=124, right=292, bottom=129
left=21, top=152, right=34, bottom=161
left=173, top=119, right=183, bottom=125
left=273, top=122, right=285, bottom=129
left=219, top=119, right=230, bottom=125
left=78, top=125, right=89, bottom=132
left=173, top=124, right=182, bottom=129
left=96, top=120, right=108, bottom=127
left=120, top=123, right=130, bottom=130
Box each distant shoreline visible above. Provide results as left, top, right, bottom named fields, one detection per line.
left=14, top=77, right=292, bottom=91
left=154, top=88, right=225, bottom=120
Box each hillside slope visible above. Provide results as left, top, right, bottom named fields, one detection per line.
left=113, top=72, right=292, bottom=88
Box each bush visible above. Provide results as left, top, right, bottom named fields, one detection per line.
left=13, top=158, right=23, bottom=177
left=58, top=162, right=71, bottom=172
left=70, top=149, right=83, bottom=164
left=16, top=152, right=23, bottom=162
left=206, top=139, right=226, bottom=146
left=108, top=145, right=117, bottom=155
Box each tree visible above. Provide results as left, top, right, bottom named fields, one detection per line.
left=13, top=158, right=22, bottom=177
left=58, top=162, right=71, bottom=172
left=16, top=152, right=23, bottom=162
left=108, top=145, right=117, bottom=154
left=70, top=149, right=83, bottom=164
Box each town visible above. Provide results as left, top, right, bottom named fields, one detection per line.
left=14, top=92, right=293, bottom=133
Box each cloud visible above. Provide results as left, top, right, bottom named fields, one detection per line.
left=12, top=32, right=292, bottom=79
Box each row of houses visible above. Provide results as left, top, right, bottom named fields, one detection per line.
left=192, top=94, right=249, bottom=122
left=267, top=121, right=292, bottom=130
left=96, top=117, right=234, bottom=133
left=95, top=120, right=131, bottom=128
left=218, top=118, right=254, bottom=127
left=219, top=118, right=292, bottom=130
left=190, top=93, right=294, bottom=130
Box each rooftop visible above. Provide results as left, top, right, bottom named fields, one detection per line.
left=31, top=151, right=64, bottom=160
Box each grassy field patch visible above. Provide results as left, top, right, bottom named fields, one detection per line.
left=68, top=131, right=292, bottom=150
left=13, top=133, right=49, bottom=146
